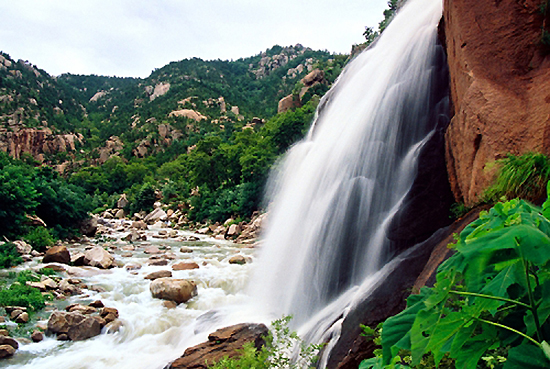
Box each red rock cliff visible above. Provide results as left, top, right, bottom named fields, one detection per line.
left=444, top=0, right=550, bottom=205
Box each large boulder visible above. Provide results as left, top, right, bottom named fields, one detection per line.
left=143, top=208, right=168, bottom=224
left=13, top=240, right=32, bottom=255
left=47, top=311, right=101, bottom=341
left=149, top=278, right=197, bottom=304
left=168, top=323, right=268, bottom=368
left=43, top=246, right=71, bottom=264
left=83, top=246, right=114, bottom=269
left=443, top=0, right=550, bottom=205
left=80, top=217, right=98, bottom=237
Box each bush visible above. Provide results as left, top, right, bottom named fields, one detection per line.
left=0, top=242, right=23, bottom=269
left=131, top=182, right=157, bottom=214
left=0, top=271, right=45, bottom=311
left=209, top=316, right=320, bottom=369
left=23, top=227, right=55, bottom=252
left=483, top=152, right=550, bottom=203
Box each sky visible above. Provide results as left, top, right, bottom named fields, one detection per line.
left=0, top=0, right=389, bottom=78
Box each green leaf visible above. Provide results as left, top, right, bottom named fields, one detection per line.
left=381, top=289, right=430, bottom=365
left=504, top=343, right=550, bottom=369
left=542, top=181, right=550, bottom=220
left=453, top=325, right=497, bottom=369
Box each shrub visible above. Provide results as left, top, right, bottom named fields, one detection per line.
left=209, top=316, right=321, bottom=369
left=0, top=242, right=23, bottom=269
left=0, top=271, right=45, bottom=311
left=23, top=227, right=55, bottom=252
left=483, top=152, right=550, bottom=203
left=131, top=182, right=157, bottom=214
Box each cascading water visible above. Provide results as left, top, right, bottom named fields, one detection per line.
left=249, top=0, right=448, bottom=359
left=3, top=1, right=449, bottom=368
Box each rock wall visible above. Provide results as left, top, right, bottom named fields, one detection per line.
left=443, top=0, right=550, bottom=205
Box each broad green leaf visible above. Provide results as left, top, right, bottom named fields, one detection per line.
left=452, top=325, right=497, bottom=369
left=542, top=181, right=550, bottom=220
left=381, top=290, right=428, bottom=365
left=525, top=280, right=550, bottom=336
left=479, top=264, right=523, bottom=314
left=504, top=343, right=550, bottom=369
left=358, top=357, right=382, bottom=369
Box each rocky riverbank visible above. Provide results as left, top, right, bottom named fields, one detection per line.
left=0, top=207, right=262, bottom=367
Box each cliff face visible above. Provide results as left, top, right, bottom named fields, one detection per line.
left=443, top=0, right=550, bottom=205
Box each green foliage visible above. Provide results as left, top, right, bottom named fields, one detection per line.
left=483, top=153, right=550, bottom=203
left=131, top=182, right=157, bottom=214
left=23, top=227, right=55, bottom=252
left=0, top=271, right=45, bottom=311
left=209, top=316, right=321, bottom=369
left=361, top=197, right=550, bottom=368
left=0, top=242, right=23, bottom=269
left=449, top=202, right=473, bottom=219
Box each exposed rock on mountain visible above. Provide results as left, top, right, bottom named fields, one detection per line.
left=443, top=0, right=550, bottom=205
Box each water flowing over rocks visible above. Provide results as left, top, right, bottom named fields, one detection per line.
left=149, top=278, right=197, bottom=304
left=167, top=323, right=269, bottom=369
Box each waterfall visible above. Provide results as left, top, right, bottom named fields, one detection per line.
left=248, top=0, right=448, bottom=354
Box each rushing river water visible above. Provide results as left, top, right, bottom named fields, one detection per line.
left=3, top=219, right=260, bottom=369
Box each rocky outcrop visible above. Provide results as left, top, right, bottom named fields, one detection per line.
left=277, top=68, right=327, bottom=113
left=168, top=323, right=268, bottom=368
left=97, top=136, right=123, bottom=164
left=0, top=126, right=83, bottom=163
left=149, top=82, right=171, bottom=101
left=443, top=0, right=550, bottom=205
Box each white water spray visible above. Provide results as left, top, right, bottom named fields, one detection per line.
left=249, top=0, right=446, bottom=346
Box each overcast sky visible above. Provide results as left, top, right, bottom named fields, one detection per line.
left=0, top=0, right=388, bottom=78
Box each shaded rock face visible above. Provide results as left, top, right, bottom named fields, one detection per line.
left=443, top=0, right=550, bottom=205
left=168, top=323, right=268, bottom=369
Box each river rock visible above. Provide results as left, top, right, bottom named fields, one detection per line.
left=168, top=323, right=268, bottom=368
left=143, top=208, right=168, bottom=224
left=149, top=278, right=197, bottom=304
left=105, top=319, right=123, bottom=334
left=47, top=311, right=101, bottom=341
left=144, top=270, right=172, bottom=280
left=0, top=335, right=18, bottom=350
left=43, top=246, right=71, bottom=264
left=41, top=277, right=58, bottom=290
left=66, top=304, right=97, bottom=315
left=144, top=245, right=161, bottom=254
left=172, top=262, right=199, bottom=271
left=31, top=330, right=44, bottom=342
left=180, top=246, right=193, bottom=253
left=15, top=312, right=29, bottom=323
left=84, top=246, right=114, bottom=269
left=148, top=259, right=168, bottom=266
left=13, top=240, right=32, bottom=255
left=58, top=279, right=81, bottom=295
left=228, top=255, right=246, bottom=265
left=79, top=217, right=98, bottom=237
left=132, top=220, right=148, bottom=230
left=100, top=307, right=119, bottom=324
left=117, top=194, right=129, bottom=209
left=0, top=345, right=15, bottom=358
left=71, top=252, right=86, bottom=266
left=89, top=300, right=104, bottom=308
left=124, top=262, right=141, bottom=271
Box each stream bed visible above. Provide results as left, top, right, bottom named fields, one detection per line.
left=1, top=219, right=260, bottom=369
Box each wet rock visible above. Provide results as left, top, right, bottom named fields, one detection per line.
left=149, top=278, right=197, bottom=304
left=43, top=246, right=71, bottom=264
left=132, top=220, right=148, bottom=230
left=89, top=300, right=104, bottom=308
left=0, top=329, right=7, bottom=336
left=163, top=300, right=177, bottom=309
left=180, top=246, right=193, bottom=253
left=26, top=281, right=47, bottom=291
left=71, top=252, right=86, bottom=266
left=228, top=255, right=246, bottom=265
left=124, top=229, right=141, bottom=242
left=148, top=259, right=168, bottom=266
left=84, top=246, right=114, bottom=269
left=0, top=336, right=19, bottom=350
left=124, top=262, right=142, bottom=271
left=31, top=330, right=44, bottom=342
left=100, top=307, right=119, bottom=324
left=58, top=279, right=81, bottom=296
left=122, top=245, right=135, bottom=251
left=144, top=270, right=172, bottom=280
left=47, top=311, right=101, bottom=341
left=41, top=277, right=58, bottom=290
left=15, top=312, right=29, bottom=324
left=66, top=304, right=97, bottom=315
left=0, top=345, right=15, bottom=358
left=105, top=319, right=123, bottom=334
left=143, top=208, right=167, bottom=224
left=9, top=309, right=24, bottom=320
left=172, top=262, right=199, bottom=271
left=80, top=217, right=98, bottom=237
left=144, top=246, right=161, bottom=254
left=57, top=333, right=69, bottom=341
left=168, top=323, right=268, bottom=369
left=43, top=263, right=66, bottom=272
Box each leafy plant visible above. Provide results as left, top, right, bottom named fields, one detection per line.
left=361, top=195, right=550, bottom=368
left=209, top=316, right=321, bottom=368
left=0, top=271, right=46, bottom=311
left=0, top=242, right=23, bottom=268
left=482, top=152, right=550, bottom=203
left=24, top=227, right=55, bottom=252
